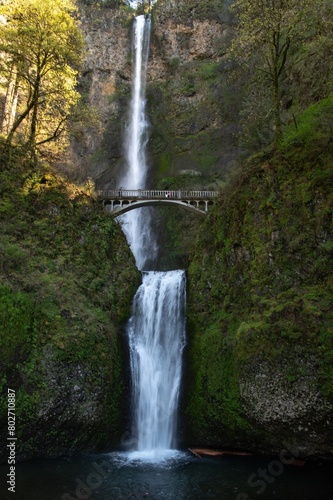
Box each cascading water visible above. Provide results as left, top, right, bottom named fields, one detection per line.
left=119, top=14, right=158, bottom=271
left=124, top=14, right=150, bottom=190
left=118, top=11, right=186, bottom=459
left=128, top=271, right=186, bottom=456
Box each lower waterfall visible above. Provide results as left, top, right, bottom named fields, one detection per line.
left=127, top=270, right=186, bottom=457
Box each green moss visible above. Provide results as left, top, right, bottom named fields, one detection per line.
left=198, top=62, right=220, bottom=80
left=186, top=98, right=333, bottom=448
left=0, top=141, right=140, bottom=460
left=157, top=152, right=172, bottom=176
left=280, top=96, right=333, bottom=149
left=0, top=287, right=36, bottom=368
left=186, top=320, right=251, bottom=444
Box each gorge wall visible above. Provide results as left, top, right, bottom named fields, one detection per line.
left=71, top=0, right=241, bottom=189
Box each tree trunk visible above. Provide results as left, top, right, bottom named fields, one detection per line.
left=7, top=78, right=40, bottom=146
left=273, top=78, right=282, bottom=145
left=1, top=63, right=19, bottom=136
left=28, top=74, right=41, bottom=147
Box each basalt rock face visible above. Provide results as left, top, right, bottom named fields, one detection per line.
left=69, top=3, right=133, bottom=185
left=70, top=0, right=241, bottom=188
left=148, top=0, right=241, bottom=184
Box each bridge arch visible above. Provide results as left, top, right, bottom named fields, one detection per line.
left=98, top=189, right=218, bottom=217
left=103, top=199, right=209, bottom=216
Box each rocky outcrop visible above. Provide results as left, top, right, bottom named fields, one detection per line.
left=147, top=0, right=240, bottom=182
left=68, top=3, right=134, bottom=183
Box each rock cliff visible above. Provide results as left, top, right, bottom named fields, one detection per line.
left=70, top=0, right=241, bottom=188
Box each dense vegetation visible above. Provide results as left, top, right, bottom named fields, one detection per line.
left=0, top=0, right=84, bottom=154
left=0, top=141, right=140, bottom=460
left=184, top=96, right=333, bottom=456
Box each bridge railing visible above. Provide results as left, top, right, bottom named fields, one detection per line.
left=97, top=189, right=218, bottom=199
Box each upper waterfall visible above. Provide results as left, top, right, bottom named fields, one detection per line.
left=123, top=14, right=151, bottom=190
left=118, top=14, right=158, bottom=270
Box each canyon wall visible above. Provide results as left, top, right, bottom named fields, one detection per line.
left=71, top=0, right=241, bottom=189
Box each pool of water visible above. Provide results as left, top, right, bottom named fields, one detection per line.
left=1, top=450, right=332, bottom=500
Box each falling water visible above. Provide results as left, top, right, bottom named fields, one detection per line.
left=118, top=12, right=187, bottom=458
left=128, top=271, right=186, bottom=456
left=123, top=15, right=150, bottom=189
left=119, top=14, right=158, bottom=270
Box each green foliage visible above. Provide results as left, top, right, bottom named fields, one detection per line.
left=186, top=99, right=333, bottom=445
left=198, top=63, right=220, bottom=80
left=168, top=56, right=180, bottom=69
left=0, top=141, right=140, bottom=458
left=280, top=96, right=333, bottom=149
left=0, top=287, right=36, bottom=368
left=229, top=0, right=330, bottom=145
left=0, top=0, right=84, bottom=151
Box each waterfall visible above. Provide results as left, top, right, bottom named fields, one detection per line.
left=118, top=11, right=186, bottom=459
left=119, top=14, right=158, bottom=271
left=128, top=271, right=186, bottom=455
left=124, top=14, right=150, bottom=190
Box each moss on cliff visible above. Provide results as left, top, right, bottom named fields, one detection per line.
left=147, top=59, right=242, bottom=182
left=185, top=98, right=333, bottom=457
left=0, top=142, right=140, bottom=461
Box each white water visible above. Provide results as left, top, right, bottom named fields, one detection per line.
left=123, top=15, right=150, bottom=189
left=128, top=271, right=186, bottom=456
left=119, top=14, right=158, bottom=270
left=118, top=14, right=186, bottom=459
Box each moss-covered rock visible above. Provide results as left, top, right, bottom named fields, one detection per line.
left=185, top=98, right=333, bottom=459
left=0, top=143, right=140, bottom=462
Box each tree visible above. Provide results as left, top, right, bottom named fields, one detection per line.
left=229, top=0, right=324, bottom=145
left=0, top=0, right=84, bottom=150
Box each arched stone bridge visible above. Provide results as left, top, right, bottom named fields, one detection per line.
left=97, top=189, right=219, bottom=216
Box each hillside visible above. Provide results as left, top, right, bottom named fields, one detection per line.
left=185, top=98, right=333, bottom=458
left=0, top=142, right=140, bottom=460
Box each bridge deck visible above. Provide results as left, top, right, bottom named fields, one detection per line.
left=97, top=189, right=218, bottom=200
left=97, top=189, right=219, bottom=215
